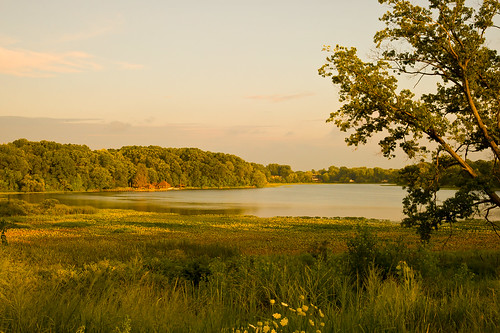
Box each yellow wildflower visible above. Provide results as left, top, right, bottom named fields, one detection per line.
left=272, top=313, right=281, bottom=319
left=263, top=325, right=270, bottom=333
left=270, top=299, right=276, bottom=305
left=309, top=319, right=315, bottom=326
left=302, top=305, right=309, bottom=312
left=299, top=295, right=305, bottom=301
left=281, top=302, right=289, bottom=307
left=280, top=318, right=289, bottom=327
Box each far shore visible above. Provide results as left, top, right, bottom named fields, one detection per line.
left=0, top=181, right=403, bottom=196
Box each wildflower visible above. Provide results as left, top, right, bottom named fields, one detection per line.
left=320, top=322, right=325, bottom=327
left=257, top=321, right=263, bottom=327
left=299, top=295, right=305, bottom=301
left=302, top=305, right=309, bottom=312
left=271, top=330, right=276, bottom=333
left=272, top=313, right=281, bottom=319
left=299, top=311, right=306, bottom=317
left=280, top=318, right=289, bottom=327
left=281, top=302, right=289, bottom=307
left=316, top=330, right=322, bottom=333
left=319, top=309, right=324, bottom=318
left=263, top=325, right=270, bottom=333
left=270, top=299, right=276, bottom=305
left=297, top=307, right=303, bottom=313
left=309, top=319, right=315, bottom=326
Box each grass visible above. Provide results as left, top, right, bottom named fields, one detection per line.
left=0, top=204, right=499, bottom=332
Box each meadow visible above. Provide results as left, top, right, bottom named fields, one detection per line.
left=0, top=199, right=500, bottom=332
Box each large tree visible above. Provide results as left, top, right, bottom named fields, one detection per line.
left=319, top=0, right=500, bottom=240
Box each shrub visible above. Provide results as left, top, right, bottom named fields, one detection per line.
left=0, top=199, right=31, bottom=216
left=345, top=226, right=413, bottom=280
left=39, top=199, right=59, bottom=210
left=346, top=226, right=380, bottom=278
left=181, top=257, right=212, bottom=286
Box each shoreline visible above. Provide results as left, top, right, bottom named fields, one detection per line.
left=0, top=182, right=402, bottom=196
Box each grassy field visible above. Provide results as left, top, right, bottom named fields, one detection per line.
left=0, top=199, right=500, bottom=332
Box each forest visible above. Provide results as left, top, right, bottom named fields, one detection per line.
left=0, top=139, right=495, bottom=192
left=0, top=139, right=402, bottom=192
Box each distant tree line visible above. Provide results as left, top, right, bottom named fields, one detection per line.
left=1, top=139, right=493, bottom=193
left=264, top=164, right=399, bottom=184
left=0, top=139, right=268, bottom=192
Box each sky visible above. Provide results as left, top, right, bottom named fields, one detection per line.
left=0, top=0, right=427, bottom=170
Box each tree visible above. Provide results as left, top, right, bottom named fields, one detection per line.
left=133, top=163, right=149, bottom=188
left=319, top=0, right=500, bottom=240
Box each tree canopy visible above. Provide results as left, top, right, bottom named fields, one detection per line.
left=0, top=139, right=400, bottom=193
left=319, top=0, right=500, bottom=240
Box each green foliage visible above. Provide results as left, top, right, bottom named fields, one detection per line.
left=0, top=198, right=97, bottom=217
left=0, top=199, right=31, bottom=216
left=1, top=237, right=499, bottom=332
left=0, top=139, right=406, bottom=192
left=315, top=165, right=399, bottom=183
left=181, top=257, right=212, bottom=286
left=346, top=226, right=413, bottom=281
left=320, top=0, right=500, bottom=240
left=346, top=226, right=380, bottom=277
left=0, top=140, right=273, bottom=192
left=0, top=211, right=499, bottom=331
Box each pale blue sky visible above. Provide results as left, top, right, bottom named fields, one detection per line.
left=0, top=0, right=418, bottom=170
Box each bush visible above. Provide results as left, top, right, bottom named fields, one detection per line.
left=346, top=226, right=412, bottom=280
left=39, top=199, right=59, bottom=210
left=0, top=199, right=32, bottom=216
left=346, top=226, right=380, bottom=278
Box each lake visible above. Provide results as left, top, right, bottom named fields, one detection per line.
left=7, top=184, right=460, bottom=221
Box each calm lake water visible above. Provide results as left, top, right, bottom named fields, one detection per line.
left=8, top=184, right=460, bottom=221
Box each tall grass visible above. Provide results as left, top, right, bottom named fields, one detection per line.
left=0, top=244, right=499, bottom=332
left=0, top=206, right=499, bottom=332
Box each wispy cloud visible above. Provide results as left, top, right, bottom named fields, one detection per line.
left=0, top=46, right=145, bottom=77
left=246, top=92, right=314, bottom=103
left=57, top=16, right=124, bottom=43
left=0, top=47, right=101, bottom=77
left=116, top=61, right=145, bottom=70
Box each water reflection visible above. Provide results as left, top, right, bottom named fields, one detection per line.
left=6, top=184, right=408, bottom=220
left=5, top=184, right=499, bottom=221
left=9, top=192, right=248, bottom=216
